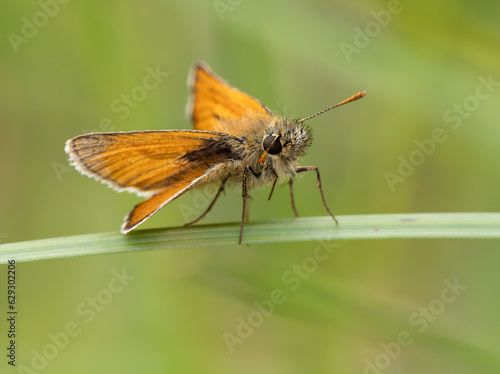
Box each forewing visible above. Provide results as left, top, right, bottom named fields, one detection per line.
left=65, top=130, right=234, bottom=196
left=187, top=62, right=272, bottom=136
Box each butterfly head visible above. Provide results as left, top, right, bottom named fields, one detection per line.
left=258, top=118, right=312, bottom=165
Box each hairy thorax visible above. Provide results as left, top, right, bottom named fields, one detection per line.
left=208, top=115, right=313, bottom=188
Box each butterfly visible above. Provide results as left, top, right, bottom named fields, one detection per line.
left=65, top=62, right=365, bottom=243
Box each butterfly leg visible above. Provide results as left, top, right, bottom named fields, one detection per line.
left=295, top=166, right=338, bottom=224
left=288, top=178, right=299, bottom=217
left=267, top=168, right=278, bottom=201
left=239, top=166, right=251, bottom=244
left=184, top=176, right=229, bottom=226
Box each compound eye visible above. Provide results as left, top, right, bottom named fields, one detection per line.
left=262, top=135, right=282, bottom=155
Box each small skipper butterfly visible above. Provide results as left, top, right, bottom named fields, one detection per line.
left=66, top=63, right=365, bottom=243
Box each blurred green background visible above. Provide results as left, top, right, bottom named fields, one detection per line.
left=1, top=0, right=500, bottom=373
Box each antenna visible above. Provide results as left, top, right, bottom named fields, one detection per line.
left=297, top=91, right=366, bottom=124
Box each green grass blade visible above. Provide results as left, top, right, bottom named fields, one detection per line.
left=1, top=213, right=499, bottom=264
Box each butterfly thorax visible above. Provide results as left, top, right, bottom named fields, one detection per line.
left=218, top=115, right=312, bottom=187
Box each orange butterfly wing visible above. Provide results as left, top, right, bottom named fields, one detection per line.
left=187, top=62, right=272, bottom=136
left=65, top=130, right=238, bottom=232
left=122, top=171, right=206, bottom=233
